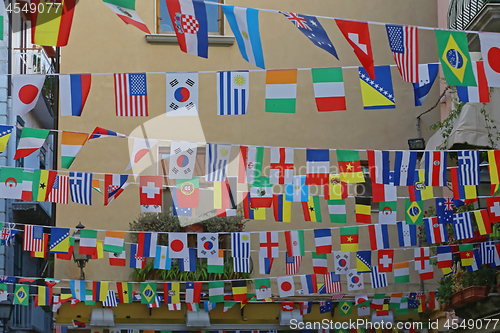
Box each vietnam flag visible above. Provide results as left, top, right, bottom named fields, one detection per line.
left=340, top=226, right=359, bottom=252
left=31, top=0, right=77, bottom=47
left=336, top=150, right=365, bottom=183
left=459, top=244, right=474, bottom=266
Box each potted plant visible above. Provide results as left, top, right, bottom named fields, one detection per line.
left=437, top=275, right=453, bottom=310
left=460, top=267, right=494, bottom=303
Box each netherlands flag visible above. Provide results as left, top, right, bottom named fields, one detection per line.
left=166, top=0, right=209, bottom=58
left=60, top=74, right=91, bottom=117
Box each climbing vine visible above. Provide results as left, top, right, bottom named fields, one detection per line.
left=429, top=88, right=500, bottom=150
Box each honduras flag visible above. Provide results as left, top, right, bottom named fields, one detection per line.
left=60, top=74, right=91, bottom=117
left=222, top=5, right=265, bottom=69
left=413, top=64, right=439, bottom=106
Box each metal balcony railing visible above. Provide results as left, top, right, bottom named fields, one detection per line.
left=448, top=0, right=500, bottom=30
left=11, top=302, right=52, bottom=332
left=13, top=48, right=55, bottom=75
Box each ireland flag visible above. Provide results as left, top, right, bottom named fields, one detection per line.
left=0, top=167, right=33, bottom=200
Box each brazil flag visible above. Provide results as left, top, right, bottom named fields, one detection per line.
left=14, top=284, right=29, bottom=306
left=405, top=198, right=423, bottom=225
left=141, top=282, right=156, bottom=304
left=435, top=30, right=476, bottom=86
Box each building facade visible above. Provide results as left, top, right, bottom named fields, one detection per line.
left=54, top=0, right=443, bottom=331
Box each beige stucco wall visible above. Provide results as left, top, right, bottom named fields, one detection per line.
left=55, top=0, right=441, bottom=298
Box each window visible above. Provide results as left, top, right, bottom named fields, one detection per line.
left=157, top=0, right=223, bottom=34
left=15, top=116, right=24, bottom=168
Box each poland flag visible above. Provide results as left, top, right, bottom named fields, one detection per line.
left=480, top=32, right=500, bottom=87
left=12, top=75, right=46, bottom=115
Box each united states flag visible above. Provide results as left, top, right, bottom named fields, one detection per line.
left=47, top=175, right=69, bottom=204
left=386, top=24, right=418, bottom=83
left=69, top=172, right=92, bottom=205
left=323, top=272, right=341, bottom=293
left=286, top=254, right=302, bottom=275
left=24, top=225, right=44, bottom=252
left=114, top=73, right=148, bottom=117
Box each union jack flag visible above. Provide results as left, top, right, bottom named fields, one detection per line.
left=281, top=12, right=310, bottom=29
left=285, top=254, right=302, bottom=275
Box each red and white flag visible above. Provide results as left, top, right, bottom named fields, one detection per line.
left=13, top=75, right=46, bottom=115
left=104, top=174, right=129, bottom=206
left=386, top=24, right=418, bottom=83
left=457, top=61, right=490, bottom=103
left=424, top=151, right=447, bottom=187
left=335, top=20, right=375, bottom=79
left=377, top=249, right=394, bottom=273
left=109, top=249, right=126, bottom=267
left=139, top=176, right=162, bottom=213
left=47, top=175, right=69, bottom=204
left=479, top=32, right=500, bottom=87
left=277, top=276, right=295, bottom=297
left=114, top=73, right=148, bottom=117
left=168, top=233, right=188, bottom=258
left=126, top=138, right=159, bottom=170
left=269, top=147, right=294, bottom=184
left=259, top=231, right=279, bottom=258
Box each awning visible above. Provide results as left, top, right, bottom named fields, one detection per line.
left=426, top=91, right=500, bottom=150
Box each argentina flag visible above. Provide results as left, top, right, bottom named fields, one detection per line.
left=217, top=71, right=249, bottom=115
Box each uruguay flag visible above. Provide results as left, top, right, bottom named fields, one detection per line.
left=60, top=74, right=91, bottom=117
left=413, top=64, right=439, bottom=106
left=166, top=0, right=209, bottom=58
left=222, top=5, right=265, bottom=69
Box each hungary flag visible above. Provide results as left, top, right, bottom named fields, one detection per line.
left=0, top=167, right=33, bottom=200
left=103, top=0, right=150, bottom=34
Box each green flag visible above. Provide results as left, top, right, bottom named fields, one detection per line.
left=85, top=289, right=95, bottom=305
left=0, top=167, right=32, bottom=200
left=405, top=198, right=423, bottom=225
left=339, top=300, right=352, bottom=315
left=435, top=30, right=476, bottom=86
left=141, top=282, right=157, bottom=304
left=208, top=281, right=224, bottom=303
left=328, top=199, right=347, bottom=223
left=14, top=284, right=29, bottom=306
left=254, top=278, right=271, bottom=300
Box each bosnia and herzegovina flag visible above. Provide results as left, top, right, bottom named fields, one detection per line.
left=31, top=0, right=77, bottom=47
left=435, top=30, right=476, bottom=87
left=359, top=65, right=395, bottom=110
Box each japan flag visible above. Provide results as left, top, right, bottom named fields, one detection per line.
left=126, top=138, right=159, bottom=170
left=13, top=75, right=46, bottom=115
left=479, top=32, right=500, bottom=87
left=168, top=233, right=189, bottom=258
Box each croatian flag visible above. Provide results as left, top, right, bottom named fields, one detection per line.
left=60, top=74, right=91, bottom=117
left=166, top=0, right=209, bottom=58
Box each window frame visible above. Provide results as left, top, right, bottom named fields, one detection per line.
left=156, top=0, right=225, bottom=35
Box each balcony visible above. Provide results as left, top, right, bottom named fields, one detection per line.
left=11, top=303, right=52, bottom=333
left=448, top=0, right=500, bottom=51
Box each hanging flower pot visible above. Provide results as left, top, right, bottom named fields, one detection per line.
left=450, top=290, right=464, bottom=308
left=461, top=286, right=490, bottom=304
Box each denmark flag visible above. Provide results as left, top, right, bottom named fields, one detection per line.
left=13, top=75, right=46, bottom=115
left=139, top=176, right=162, bottom=213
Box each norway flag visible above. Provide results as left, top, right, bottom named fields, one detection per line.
left=60, top=74, right=91, bottom=117
left=166, top=0, right=209, bottom=58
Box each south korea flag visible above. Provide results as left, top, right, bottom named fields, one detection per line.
left=166, top=73, right=198, bottom=116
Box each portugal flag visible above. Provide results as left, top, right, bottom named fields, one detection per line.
left=336, top=150, right=365, bottom=183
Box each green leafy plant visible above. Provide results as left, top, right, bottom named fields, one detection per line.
left=437, top=275, right=453, bottom=304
